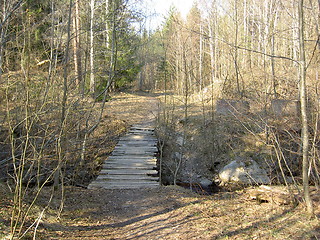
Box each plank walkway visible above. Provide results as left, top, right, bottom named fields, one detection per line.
left=88, top=125, right=159, bottom=189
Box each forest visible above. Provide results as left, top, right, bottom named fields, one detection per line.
left=0, top=0, right=320, bottom=239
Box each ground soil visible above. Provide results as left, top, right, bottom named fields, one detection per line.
left=1, top=92, right=319, bottom=240
left=40, top=185, right=319, bottom=240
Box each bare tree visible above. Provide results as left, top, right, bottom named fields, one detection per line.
left=233, top=0, right=242, bottom=97
left=89, top=0, right=95, bottom=94
left=298, top=0, right=314, bottom=217
left=0, top=0, right=22, bottom=79
left=105, top=0, right=110, bottom=49
left=73, top=0, right=83, bottom=94
left=53, top=0, right=73, bottom=191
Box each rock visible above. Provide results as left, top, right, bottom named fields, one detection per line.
left=174, top=152, right=182, bottom=160
left=216, top=99, right=250, bottom=116
left=199, top=178, right=212, bottom=188
left=199, top=178, right=220, bottom=193
left=219, top=158, right=270, bottom=185
left=176, top=136, right=184, bottom=146
left=247, top=185, right=296, bottom=205
left=271, top=99, right=300, bottom=117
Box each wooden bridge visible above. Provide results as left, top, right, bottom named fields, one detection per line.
left=88, top=125, right=159, bottom=189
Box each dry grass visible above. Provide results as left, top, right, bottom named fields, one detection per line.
left=0, top=91, right=319, bottom=240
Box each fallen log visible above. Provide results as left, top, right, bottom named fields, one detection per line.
left=247, top=185, right=296, bottom=205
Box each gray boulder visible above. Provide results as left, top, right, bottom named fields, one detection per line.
left=199, top=178, right=212, bottom=188
left=219, top=159, right=270, bottom=185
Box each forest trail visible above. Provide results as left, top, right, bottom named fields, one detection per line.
left=88, top=92, right=160, bottom=189
left=45, top=92, right=319, bottom=240
left=46, top=92, right=210, bottom=240
left=47, top=92, right=209, bottom=240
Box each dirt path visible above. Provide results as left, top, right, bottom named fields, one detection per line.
left=45, top=92, right=319, bottom=240
left=106, top=92, right=159, bottom=127
left=48, top=187, right=207, bottom=240
left=47, top=92, right=209, bottom=239
left=46, top=185, right=319, bottom=240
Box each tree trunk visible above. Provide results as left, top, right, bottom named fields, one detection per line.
left=105, top=0, right=110, bottom=49
left=73, top=0, right=82, bottom=94
left=199, top=23, right=203, bottom=92
left=0, top=1, right=22, bottom=79
left=318, top=0, right=320, bottom=49
left=0, top=2, right=7, bottom=80
left=298, top=0, right=314, bottom=216
left=108, top=0, right=117, bottom=90
left=54, top=0, right=73, bottom=190
left=233, top=0, right=241, bottom=97
left=209, top=22, right=215, bottom=84
left=271, top=26, right=277, bottom=98
left=89, top=0, right=95, bottom=94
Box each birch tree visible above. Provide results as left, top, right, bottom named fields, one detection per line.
left=89, top=0, right=95, bottom=94
left=105, top=0, right=109, bottom=48
left=73, top=0, right=82, bottom=93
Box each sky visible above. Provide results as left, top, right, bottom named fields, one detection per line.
left=144, top=0, right=196, bottom=29
left=152, top=0, right=195, bottom=18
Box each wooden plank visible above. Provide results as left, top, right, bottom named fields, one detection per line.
left=111, top=153, right=157, bottom=157
left=112, top=149, right=157, bottom=152
left=103, top=162, right=156, bottom=167
left=106, top=160, right=156, bottom=165
left=118, top=139, right=157, bottom=143
left=88, top=183, right=159, bottom=189
left=122, top=132, right=155, bottom=137
left=95, top=180, right=158, bottom=184
left=92, top=179, right=158, bottom=184
left=117, top=140, right=157, bottom=145
left=100, top=169, right=158, bottom=175
left=129, top=127, right=154, bottom=131
left=114, top=145, right=157, bottom=148
left=128, top=133, right=156, bottom=137
left=116, top=144, right=157, bottom=148
left=104, top=159, right=157, bottom=164
left=113, top=150, right=157, bottom=154
left=105, top=161, right=157, bottom=165
left=118, top=138, right=156, bottom=141
left=95, top=178, right=158, bottom=182
left=129, top=129, right=155, bottom=133
left=119, top=135, right=157, bottom=141
left=128, top=131, right=155, bottom=135
left=111, top=151, right=157, bottom=156
left=114, top=146, right=158, bottom=151
left=104, top=162, right=156, bottom=166
left=130, top=127, right=154, bottom=131
left=102, top=165, right=156, bottom=170
left=116, top=142, right=157, bottom=147
left=112, top=151, right=156, bottom=155
left=107, top=156, right=157, bottom=160
left=119, top=137, right=157, bottom=141
left=113, top=146, right=157, bottom=151
left=88, top=125, right=160, bottom=189
left=90, top=183, right=160, bottom=188
left=117, top=139, right=157, bottom=143
left=112, top=149, right=156, bottom=152
left=97, top=175, right=159, bottom=181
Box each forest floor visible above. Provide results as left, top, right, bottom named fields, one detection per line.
left=1, top=91, right=320, bottom=240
